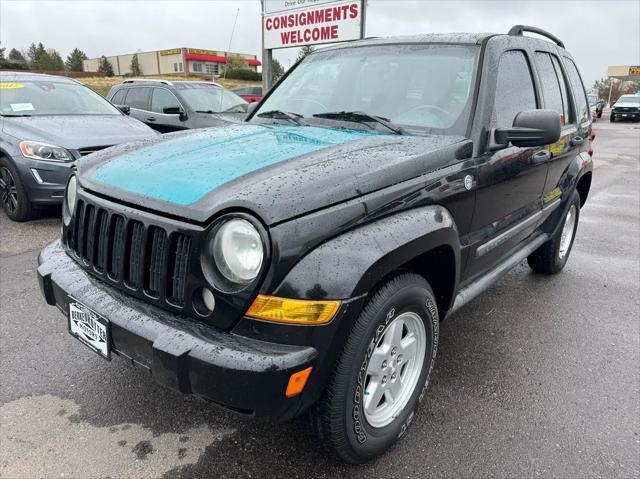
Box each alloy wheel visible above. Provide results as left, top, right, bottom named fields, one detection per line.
left=0, top=166, right=19, bottom=215
left=363, top=311, right=427, bottom=428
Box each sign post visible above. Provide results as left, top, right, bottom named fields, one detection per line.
left=261, top=0, right=366, bottom=93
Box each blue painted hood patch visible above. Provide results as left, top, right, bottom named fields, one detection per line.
left=90, top=124, right=377, bottom=205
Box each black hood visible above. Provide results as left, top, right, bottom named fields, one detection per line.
left=78, top=124, right=467, bottom=225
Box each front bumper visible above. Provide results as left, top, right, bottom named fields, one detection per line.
left=37, top=240, right=317, bottom=419
left=13, top=155, right=74, bottom=205
left=612, top=109, right=640, bottom=119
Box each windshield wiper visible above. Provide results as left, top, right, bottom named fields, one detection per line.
left=196, top=110, right=217, bottom=114
left=0, top=113, right=32, bottom=117
left=257, top=109, right=307, bottom=126
left=313, top=111, right=404, bottom=135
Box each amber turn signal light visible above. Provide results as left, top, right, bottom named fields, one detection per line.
left=286, top=366, right=312, bottom=398
left=246, top=295, right=341, bottom=325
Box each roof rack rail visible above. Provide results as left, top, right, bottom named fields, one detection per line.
left=507, top=25, right=565, bottom=48
left=122, top=78, right=173, bottom=86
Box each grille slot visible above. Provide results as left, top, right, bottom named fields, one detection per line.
left=168, top=235, right=191, bottom=305
left=146, top=227, right=167, bottom=297
left=127, top=221, right=145, bottom=289
left=68, top=199, right=191, bottom=310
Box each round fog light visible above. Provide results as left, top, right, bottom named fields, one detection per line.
left=202, top=288, right=216, bottom=313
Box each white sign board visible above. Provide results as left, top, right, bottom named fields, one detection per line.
left=263, top=0, right=363, bottom=50
left=265, top=0, right=340, bottom=14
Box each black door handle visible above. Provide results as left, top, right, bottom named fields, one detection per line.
left=571, top=136, right=584, bottom=146
left=146, top=117, right=157, bottom=122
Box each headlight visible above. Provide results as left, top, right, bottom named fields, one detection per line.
left=65, top=175, right=77, bottom=216
left=19, top=141, right=73, bottom=162
left=211, top=218, right=264, bottom=285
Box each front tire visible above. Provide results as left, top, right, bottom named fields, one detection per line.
left=528, top=191, right=580, bottom=274
left=307, top=273, right=439, bottom=463
left=610, top=114, right=615, bottom=122
left=0, top=157, right=37, bottom=222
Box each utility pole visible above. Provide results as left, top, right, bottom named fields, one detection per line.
left=261, top=0, right=273, bottom=93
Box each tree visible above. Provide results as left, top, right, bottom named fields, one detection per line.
left=296, top=45, right=315, bottom=62
left=226, top=53, right=249, bottom=71
left=130, top=53, right=142, bottom=76
left=8, top=48, right=27, bottom=65
left=272, top=58, right=285, bottom=82
left=98, top=55, right=114, bottom=77
left=39, top=49, right=64, bottom=71
left=593, top=77, right=640, bottom=105
left=65, top=48, right=87, bottom=71
left=26, top=42, right=47, bottom=69
left=0, top=43, right=7, bottom=68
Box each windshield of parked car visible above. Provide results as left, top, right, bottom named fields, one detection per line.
left=616, top=95, right=640, bottom=104
left=173, top=83, right=248, bottom=112
left=0, top=79, right=121, bottom=116
left=587, top=94, right=599, bottom=106
left=253, top=44, right=479, bottom=135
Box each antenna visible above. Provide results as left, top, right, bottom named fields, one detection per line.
left=219, top=7, right=240, bottom=112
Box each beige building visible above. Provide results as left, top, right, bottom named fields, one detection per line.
left=607, top=64, right=640, bottom=80
left=83, top=48, right=261, bottom=77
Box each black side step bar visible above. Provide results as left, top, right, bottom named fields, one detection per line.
left=447, top=233, right=550, bottom=317
left=508, top=25, right=565, bottom=48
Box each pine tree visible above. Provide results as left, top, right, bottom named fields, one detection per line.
left=65, top=48, right=88, bottom=72
left=8, top=49, right=27, bottom=65
left=130, top=54, right=142, bottom=76
left=98, top=56, right=114, bottom=77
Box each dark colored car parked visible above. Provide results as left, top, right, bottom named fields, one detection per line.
left=38, top=26, right=593, bottom=463
left=106, top=79, right=248, bottom=133
left=232, top=86, right=263, bottom=103
left=587, top=92, right=604, bottom=119
left=0, top=72, right=157, bottom=221
left=610, top=93, right=640, bottom=122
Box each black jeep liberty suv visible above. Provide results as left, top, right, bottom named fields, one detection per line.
left=38, top=26, right=594, bottom=463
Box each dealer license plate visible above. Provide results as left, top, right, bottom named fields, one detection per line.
left=68, top=300, right=111, bottom=360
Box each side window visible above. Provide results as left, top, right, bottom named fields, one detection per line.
left=151, top=88, right=180, bottom=113
left=493, top=51, right=537, bottom=128
left=534, top=52, right=565, bottom=125
left=110, top=89, right=127, bottom=105
left=125, top=87, right=151, bottom=110
left=564, top=58, right=589, bottom=124
left=550, top=56, right=572, bottom=124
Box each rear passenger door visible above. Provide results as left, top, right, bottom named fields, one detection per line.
left=465, top=50, right=549, bottom=280
left=123, top=87, right=152, bottom=125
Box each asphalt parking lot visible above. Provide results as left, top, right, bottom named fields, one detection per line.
left=1, top=112, right=638, bottom=479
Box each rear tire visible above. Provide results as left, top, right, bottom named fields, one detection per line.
left=306, top=273, right=439, bottom=463
left=527, top=191, right=580, bottom=275
left=0, top=157, right=37, bottom=222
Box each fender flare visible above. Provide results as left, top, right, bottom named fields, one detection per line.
left=273, top=205, right=461, bottom=301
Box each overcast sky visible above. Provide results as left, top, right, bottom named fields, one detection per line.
left=1, top=0, right=638, bottom=86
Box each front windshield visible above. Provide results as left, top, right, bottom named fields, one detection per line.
left=0, top=79, right=121, bottom=116
left=617, top=95, right=640, bottom=104
left=587, top=94, right=598, bottom=106
left=174, top=83, right=247, bottom=112
left=254, top=44, right=478, bottom=135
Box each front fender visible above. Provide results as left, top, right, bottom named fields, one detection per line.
left=274, top=205, right=460, bottom=300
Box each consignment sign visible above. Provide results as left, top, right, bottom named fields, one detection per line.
left=263, top=0, right=363, bottom=49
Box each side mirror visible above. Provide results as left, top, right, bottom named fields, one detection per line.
left=116, top=105, right=130, bottom=115
left=493, top=109, right=561, bottom=148
left=163, top=106, right=187, bottom=121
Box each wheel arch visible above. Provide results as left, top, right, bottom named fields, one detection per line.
left=273, top=205, right=461, bottom=315
left=576, top=170, right=592, bottom=207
